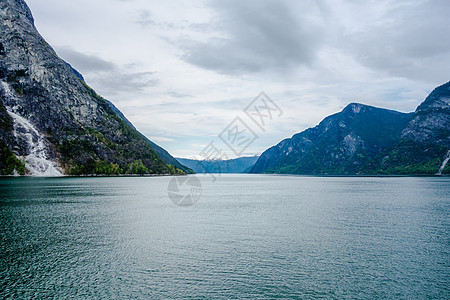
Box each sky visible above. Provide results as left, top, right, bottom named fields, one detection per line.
left=26, top=0, right=450, bottom=159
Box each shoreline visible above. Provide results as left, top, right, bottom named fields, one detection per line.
left=0, top=173, right=448, bottom=179
left=0, top=173, right=187, bottom=178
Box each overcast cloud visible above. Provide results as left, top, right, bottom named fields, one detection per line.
left=26, top=0, right=450, bottom=158
left=180, top=0, right=325, bottom=75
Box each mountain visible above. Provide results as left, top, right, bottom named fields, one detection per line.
left=251, top=103, right=413, bottom=174
left=402, top=82, right=450, bottom=146
left=176, top=156, right=259, bottom=173
left=368, top=81, right=450, bottom=175
left=0, top=0, right=189, bottom=175
left=65, top=63, right=192, bottom=174
left=252, top=82, right=450, bottom=175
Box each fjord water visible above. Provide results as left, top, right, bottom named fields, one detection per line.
left=1, top=175, right=448, bottom=298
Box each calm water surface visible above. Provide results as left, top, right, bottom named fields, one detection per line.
left=0, top=175, right=449, bottom=298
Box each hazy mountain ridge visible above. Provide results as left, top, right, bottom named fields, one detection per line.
left=251, top=81, right=450, bottom=175
left=176, top=156, right=259, bottom=173
left=0, top=0, right=188, bottom=175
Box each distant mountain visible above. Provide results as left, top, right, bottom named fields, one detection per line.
left=146, top=140, right=194, bottom=174
left=0, top=0, right=189, bottom=175
left=177, top=156, right=259, bottom=173
left=251, top=81, right=450, bottom=175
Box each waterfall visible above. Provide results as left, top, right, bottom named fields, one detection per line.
left=7, top=111, right=63, bottom=176
left=437, top=150, right=450, bottom=175
left=1, top=81, right=63, bottom=176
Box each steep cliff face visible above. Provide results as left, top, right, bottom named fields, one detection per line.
left=401, top=81, right=450, bottom=147
left=251, top=103, right=412, bottom=174
left=0, top=0, right=186, bottom=175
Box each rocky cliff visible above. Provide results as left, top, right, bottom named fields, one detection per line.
left=401, top=82, right=450, bottom=147
left=0, top=0, right=189, bottom=175
left=370, top=81, right=450, bottom=174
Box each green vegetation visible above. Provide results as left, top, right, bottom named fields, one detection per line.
left=369, top=141, right=448, bottom=175
left=127, top=160, right=149, bottom=174
left=53, top=80, right=176, bottom=176
left=0, top=142, right=25, bottom=175
left=442, top=162, right=450, bottom=175
left=95, top=161, right=121, bottom=175
left=64, top=159, right=186, bottom=176
left=377, top=158, right=441, bottom=175
left=262, top=138, right=450, bottom=176
left=66, top=160, right=125, bottom=175
left=167, top=164, right=185, bottom=175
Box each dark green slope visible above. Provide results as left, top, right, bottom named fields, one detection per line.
left=104, top=99, right=193, bottom=174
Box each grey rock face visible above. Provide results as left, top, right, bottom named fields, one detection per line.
left=0, top=0, right=184, bottom=175
left=401, top=81, right=450, bottom=147
left=1, top=0, right=101, bottom=129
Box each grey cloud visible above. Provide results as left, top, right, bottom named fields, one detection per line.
left=188, top=22, right=212, bottom=32
left=180, top=0, right=325, bottom=75
left=341, top=0, right=450, bottom=83
left=55, top=46, right=115, bottom=73
left=91, top=71, right=159, bottom=96
left=138, top=14, right=192, bottom=31
left=137, top=10, right=155, bottom=28
left=55, top=46, right=159, bottom=96
left=168, top=91, right=192, bottom=98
